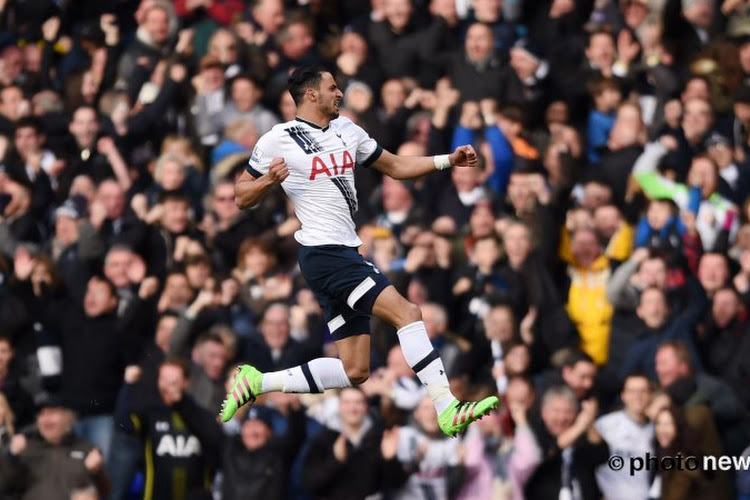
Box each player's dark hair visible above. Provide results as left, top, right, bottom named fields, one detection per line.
left=288, top=66, right=326, bottom=105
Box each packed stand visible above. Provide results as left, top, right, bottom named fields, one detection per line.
left=1, top=0, right=750, bottom=499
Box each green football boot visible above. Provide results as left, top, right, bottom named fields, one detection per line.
left=220, top=365, right=263, bottom=422
left=438, top=396, right=500, bottom=437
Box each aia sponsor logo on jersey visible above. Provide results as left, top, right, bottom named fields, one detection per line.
left=155, top=434, right=202, bottom=457
left=310, top=151, right=355, bottom=180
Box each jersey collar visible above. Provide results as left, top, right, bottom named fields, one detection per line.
left=295, top=116, right=329, bottom=132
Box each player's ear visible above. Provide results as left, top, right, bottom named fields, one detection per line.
left=306, top=87, right=317, bottom=102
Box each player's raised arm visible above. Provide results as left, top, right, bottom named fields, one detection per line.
left=371, top=145, right=477, bottom=180
left=234, top=157, right=289, bottom=209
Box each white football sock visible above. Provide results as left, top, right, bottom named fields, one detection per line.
left=396, top=321, right=455, bottom=414
left=261, top=358, right=352, bottom=394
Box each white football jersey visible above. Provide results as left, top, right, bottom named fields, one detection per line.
left=246, top=115, right=382, bottom=247
left=594, top=410, right=654, bottom=500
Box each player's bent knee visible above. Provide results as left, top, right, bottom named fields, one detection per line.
left=345, top=367, right=370, bottom=386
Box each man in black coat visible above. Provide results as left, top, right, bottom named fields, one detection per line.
left=368, top=0, right=445, bottom=86
left=446, top=23, right=504, bottom=102
left=114, top=359, right=223, bottom=500
left=35, top=274, right=147, bottom=462
left=499, top=38, right=556, bottom=129
left=301, top=387, right=408, bottom=500
left=662, top=0, right=724, bottom=72
left=58, top=106, right=130, bottom=200
left=4, top=396, right=110, bottom=500
left=221, top=400, right=306, bottom=500
left=116, top=1, right=174, bottom=93
left=89, top=179, right=150, bottom=261
left=525, top=385, right=609, bottom=500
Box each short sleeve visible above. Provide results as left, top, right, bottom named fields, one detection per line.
left=352, top=124, right=383, bottom=168
left=246, top=133, right=275, bottom=178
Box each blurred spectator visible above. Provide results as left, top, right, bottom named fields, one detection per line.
left=446, top=23, right=503, bottom=102
left=193, top=54, right=228, bottom=148
left=458, top=376, right=538, bottom=500
left=392, top=395, right=462, bottom=500
left=6, top=396, right=110, bottom=500
left=116, top=1, right=176, bottom=89
left=243, top=303, right=309, bottom=372
left=89, top=179, right=149, bottom=259
left=0, top=336, right=34, bottom=427
left=175, top=0, right=242, bottom=26
left=561, top=227, right=614, bottom=365
left=221, top=398, right=306, bottom=500
left=233, top=238, right=293, bottom=315
left=169, top=320, right=229, bottom=411
left=695, top=286, right=750, bottom=398
left=275, top=13, right=318, bottom=72
left=619, top=280, right=706, bottom=380
left=655, top=340, right=748, bottom=455
left=0, top=177, right=47, bottom=252
left=0, top=391, right=23, bottom=496
left=30, top=273, right=149, bottom=462
left=594, top=372, right=653, bottom=500
left=61, top=106, right=131, bottom=197
left=301, top=386, right=408, bottom=499
left=537, top=349, right=598, bottom=403
left=222, top=74, right=279, bottom=136
left=368, top=0, right=444, bottom=85
left=525, top=385, right=608, bottom=500
left=114, top=359, right=223, bottom=500
left=652, top=405, right=720, bottom=500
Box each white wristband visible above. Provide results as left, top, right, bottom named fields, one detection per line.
left=433, top=154, right=452, bottom=170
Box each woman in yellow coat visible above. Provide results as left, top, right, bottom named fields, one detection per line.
left=562, top=227, right=615, bottom=365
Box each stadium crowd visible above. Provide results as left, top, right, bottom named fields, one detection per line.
left=1, top=0, right=750, bottom=499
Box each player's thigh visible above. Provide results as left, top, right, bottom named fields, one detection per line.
left=335, top=334, right=371, bottom=383
left=299, top=244, right=389, bottom=314
left=371, top=285, right=422, bottom=329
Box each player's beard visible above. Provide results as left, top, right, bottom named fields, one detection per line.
left=327, top=100, right=340, bottom=119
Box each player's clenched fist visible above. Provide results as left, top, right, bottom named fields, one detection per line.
left=450, top=145, right=478, bottom=168
left=267, top=157, right=290, bottom=183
